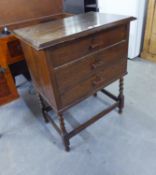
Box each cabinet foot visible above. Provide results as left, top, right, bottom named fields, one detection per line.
left=58, top=113, right=70, bottom=151
left=38, top=94, right=49, bottom=123
left=118, top=78, right=124, bottom=114
left=93, top=93, right=97, bottom=97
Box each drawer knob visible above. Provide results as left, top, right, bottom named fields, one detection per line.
left=93, top=77, right=105, bottom=86
left=92, top=61, right=104, bottom=69
left=90, top=42, right=103, bottom=50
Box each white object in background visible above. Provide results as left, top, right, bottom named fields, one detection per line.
left=98, top=0, right=147, bottom=59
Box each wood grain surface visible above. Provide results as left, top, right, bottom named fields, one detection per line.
left=0, top=0, right=63, bottom=30
left=14, top=12, right=135, bottom=50
left=16, top=12, right=134, bottom=151
left=141, top=0, right=156, bottom=62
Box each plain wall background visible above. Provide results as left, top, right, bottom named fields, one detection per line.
left=98, top=0, right=147, bottom=58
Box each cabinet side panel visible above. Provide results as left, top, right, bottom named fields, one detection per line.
left=0, top=39, right=19, bottom=105
left=0, top=69, right=19, bottom=105
left=21, top=42, right=57, bottom=109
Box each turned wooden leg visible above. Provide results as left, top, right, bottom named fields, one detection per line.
left=93, top=93, right=97, bottom=97
left=38, top=94, right=49, bottom=123
left=118, top=78, right=124, bottom=114
left=58, top=113, right=70, bottom=152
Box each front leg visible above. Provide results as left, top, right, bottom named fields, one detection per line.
left=118, top=77, right=124, bottom=114
left=38, top=94, right=49, bottom=123
left=93, top=93, right=97, bottom=97
left=58, top=113, right=70, bottom=152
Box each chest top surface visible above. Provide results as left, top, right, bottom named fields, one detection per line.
left=14, top=12, right=134, bottom=50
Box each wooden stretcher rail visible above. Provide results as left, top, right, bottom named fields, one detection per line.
left=101, top=89, right=119, bottom=101
left=39, top=88, right=120, bottom=151
left=68, top=101, right=119, bottom=139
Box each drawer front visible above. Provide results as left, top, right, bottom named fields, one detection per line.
left=47, top=25, right=127, bottom=68
left=7, top=40, right=23, bottom=58
left=60, top=61, right=127, bottom=107
left=55, top=41, right=128, bottom=93
left=92, top=61, right=127, bottom=89
left=61, top=76, right=95, bottom=107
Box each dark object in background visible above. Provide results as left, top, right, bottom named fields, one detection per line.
left=64, top=0, right=98, bottom=14
left=9, top=60, right=31, bottom=81
left=85, top=0, right=99, bottom=12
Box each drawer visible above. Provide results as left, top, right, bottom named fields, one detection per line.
left=92, top=60, right=127, bottom=89
left=60, top=61, right=127, bottom=107
left=61, top=76, right=95, bottom=107
left=55, top=41, right=128, bottom=93
left=7, top=40, right=23, bottom=58
left=47, top=25, right=127, bottom=68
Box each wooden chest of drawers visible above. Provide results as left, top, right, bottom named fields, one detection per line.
left=14, top=12, right=134, bottom=151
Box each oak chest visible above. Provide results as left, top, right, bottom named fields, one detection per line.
left=14, top=12, right=134, bottom=151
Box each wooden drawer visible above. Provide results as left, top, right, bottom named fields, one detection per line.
left=60, top=60, right=127, bottom=107
left=7, top=39, right=23, bottom=58
left=55, top=41, right=128, bottom=93
left=92, top=60, right=127, bottom=89
left=0, top=36, right=24, bottom=66
left=61, top=76, right=95, bottom=107
left=47, top=25, right=127, bottom=68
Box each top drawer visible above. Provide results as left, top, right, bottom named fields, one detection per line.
left=46, top=25, right=127, bottom=68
